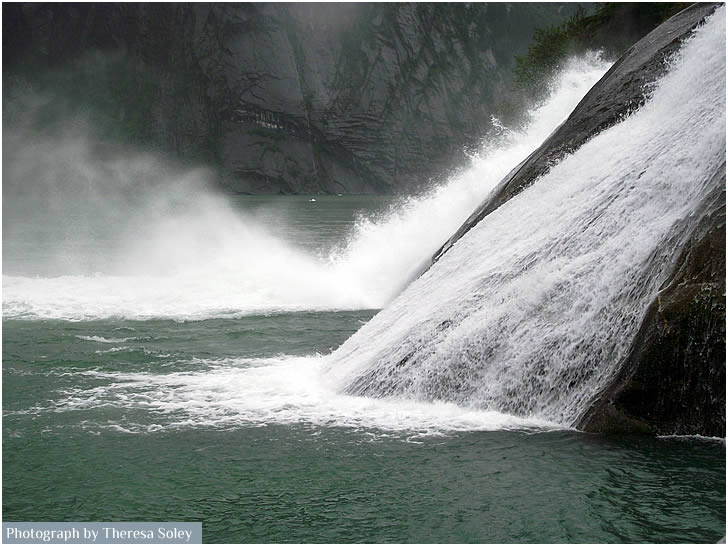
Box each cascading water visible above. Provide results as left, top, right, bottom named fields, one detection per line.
left=3, top=9, right=722, bottom=435
left=0, top=54, right=614, bottom=435
left=4, top=10, right=726, bottom=542
left=2, top=56, right=608, bottom=321
left=324, top=8, right=726, bottom=426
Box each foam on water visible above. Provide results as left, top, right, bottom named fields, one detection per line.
left=325, top=9, right=726, bottom=426
left=13, top=356, right=559, bottom=435
left=657, top=434, right=726, bottom=443
left=76, top=335, right=133, bottom=343
left=3, top=56, right=609, bottom=321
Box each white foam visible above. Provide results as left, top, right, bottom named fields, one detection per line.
left=76, top=335, right=132, bottom=343
left=30, top=356, right=560, bottom=435
left=657, top=434, right=726, bottom=443
left=3, top=56, right=610, bottom=321
left=94, top=346, right=130, bottom=354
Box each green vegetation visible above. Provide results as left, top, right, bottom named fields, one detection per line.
left=513, top=3, right=691, bottom=101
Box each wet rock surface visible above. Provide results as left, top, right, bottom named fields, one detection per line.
left=433, top=3, right=725, bottom=436
left=580, top=163, right=726, bottom=436
left=432, top=3, right=721, bottom=262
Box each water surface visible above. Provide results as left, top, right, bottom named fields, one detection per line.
left=3, top=196, right=725, bottom=543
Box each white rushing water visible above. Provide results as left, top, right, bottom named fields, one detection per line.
left=4, top=9, right=724, bottom=435
left=3, top=56, right=609, bottom=321
left=324, top=8, right=726, bottom=426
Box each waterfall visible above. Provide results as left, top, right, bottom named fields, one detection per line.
left=3, top=8, right=722, bottom=436
left=3, top=58, right=608, bottom=321
left=324, top=8, right=726, bottom=426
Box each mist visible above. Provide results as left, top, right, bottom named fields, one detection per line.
left=2, top=54, right=609, bottom=320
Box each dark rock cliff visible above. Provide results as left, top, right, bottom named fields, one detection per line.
left=579, top=164, right=726, bottom=436
left=3, top=2, right=578, bottom=194
left=431, top=3, right=725, bottom=436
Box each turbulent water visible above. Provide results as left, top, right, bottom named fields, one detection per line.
left=3, top=56, right=608, bottom=322
left=326, top=8, right=727, bottom=426
left=3, top=12, right=725, bottom=430
left=3, top=13, right=726, bottom=543
left=2, top=55, right=616, bottom=433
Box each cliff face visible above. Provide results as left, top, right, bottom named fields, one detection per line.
left=432, top=3, right=725, bottom=436
left=3, top=3, right=577, bottom=194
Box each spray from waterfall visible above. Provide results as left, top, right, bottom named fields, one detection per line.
left=7, top=10, right=723, bottom=434
left=3, top=56, right=609, bottom=321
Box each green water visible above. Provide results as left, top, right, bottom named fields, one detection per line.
left=3, top=196, right=725, bottom=543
